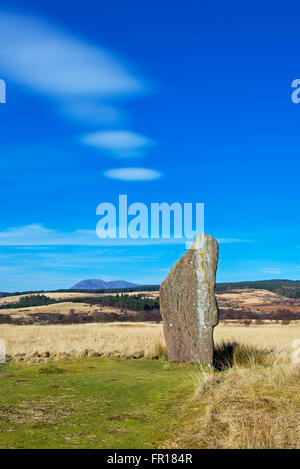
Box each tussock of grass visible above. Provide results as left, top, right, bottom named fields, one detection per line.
left=152, top=341, right=168, bottom=360
left=165, top=341, right=300, bottom=449
left=192, top=366, right=300, bottom=448
left=213, top=341, right=275, bottom=370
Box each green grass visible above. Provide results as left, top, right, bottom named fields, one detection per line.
left=0, top=358, right=196, bottom=449
left=1, top=348, right=298, bottom=449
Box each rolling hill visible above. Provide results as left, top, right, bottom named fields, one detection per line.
left=70, top=279, right=138, bottom=290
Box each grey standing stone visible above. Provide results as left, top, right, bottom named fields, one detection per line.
left=160, top=233, right=219, bottom=365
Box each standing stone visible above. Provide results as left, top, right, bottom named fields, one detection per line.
left=160, top=233, right=219, bottom=365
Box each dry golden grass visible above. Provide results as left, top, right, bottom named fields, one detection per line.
left=217, top=288, right=285, bottom=306
left=0, top=321, right=299, bottom=362
left=1, top=320, right=299, bottom=448
left=194, top=358, right=300, bottom=448
left=0, top=301, right=130, bottom=319
left=216, top=289, right=300, bottom=314
left=0, top=322, right=165, bottom=359
left=215, top=322, right=300, bottom=359
left=163, top=344, right=300, bottom=449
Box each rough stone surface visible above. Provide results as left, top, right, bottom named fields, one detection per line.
left=160, top=233, right=219, bottom=364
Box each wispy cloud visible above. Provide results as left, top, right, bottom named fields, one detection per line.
left=0, top=224, right=102, bottom=246
left=61, top=101, right=124, bottom=126
left=0, top=224, right=249, bottom=247
left=81, top=131, right=153, bottom=157
left=0, top=10, right=160, bottom=176
left=0, top=10, right=148, bottom=132
left=0, top=9, right=163, bottom=188
left=261, top=268, right=282, bottom=275
left=217, top=238, right=251, bottom=244
left=0, top=12, right=144, bottom=98
left=104, top=168, right=162, bottom=181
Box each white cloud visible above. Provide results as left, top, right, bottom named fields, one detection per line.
left=0, top=10, right=158, bottom=168
left=0, top=224, right=176, bottom=246
left=81, top=130, right=153, bottom=157
left=0, top=225, right=99, bottom=246
left=0, top=12, right=144, bottom=98
left=104, top=167, right=162, bottom=181
left=0, top=224, right=252, bottom=247
left=261, top=268, right=282, bottom=275
left=0, top=224, right=52, bottom=240
left=0, top=10, right=148, bottom=136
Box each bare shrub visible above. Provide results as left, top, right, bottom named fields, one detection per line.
left=255, top=319, right=265, bottom=326
left=243, top=319, right=252, bottom=327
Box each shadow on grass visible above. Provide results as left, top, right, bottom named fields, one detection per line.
left=213, top=341, right=274, bottom=371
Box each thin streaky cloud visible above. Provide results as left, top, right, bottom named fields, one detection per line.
left=81, top=130, right=153, bottom=157
left=0, top=12, right=144, bottom=97
left=0, top=10, right=147, bottom=131
left=217, top=238, right=251, bottom=244
left=61, top=101, right=125, bottom=126
left=0, top=225, right=250, bottom=247
left=104, top=168, right=162, bottom=181
left=261, top=268, right=282, bottom=274
left=0, top=10, right=158, bottom=177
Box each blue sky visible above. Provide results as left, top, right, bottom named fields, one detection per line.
left=0, top=1, right=299, bottom=291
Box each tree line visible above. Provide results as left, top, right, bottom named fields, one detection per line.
left=0, top=294, right=160, bottom=312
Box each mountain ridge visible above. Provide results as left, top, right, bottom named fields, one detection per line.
left=70, top=279, right=138, bottom=290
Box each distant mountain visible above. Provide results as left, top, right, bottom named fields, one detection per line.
left=70, top=279, right=138, bottom=290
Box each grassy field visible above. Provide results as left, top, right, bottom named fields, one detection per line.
left=1, top=322, right=299, bottom=360
left=0, top=352, right=299, bottom=449
left=0, top=358, right=196, bottom=449
left=0, top=322, right=299, bottom=448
